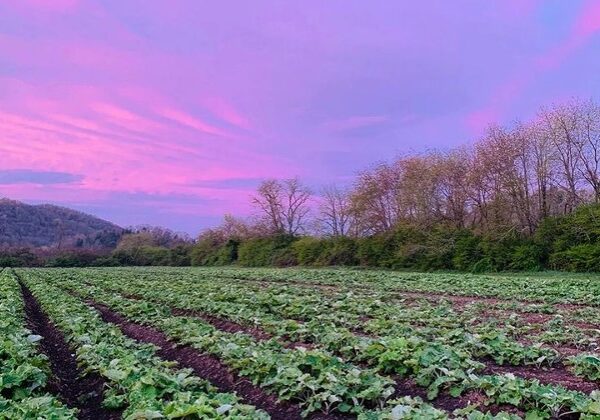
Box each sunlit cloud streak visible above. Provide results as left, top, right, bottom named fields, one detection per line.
left=0, top=0, right=599, bottom=234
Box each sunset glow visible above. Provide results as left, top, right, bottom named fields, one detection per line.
left=1, top=0, right=600, bottom=233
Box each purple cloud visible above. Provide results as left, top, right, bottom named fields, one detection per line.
left=0, top=169, right=82, bottom=185
left=0, top=0, right=599, bottom=234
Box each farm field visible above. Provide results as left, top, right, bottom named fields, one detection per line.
left=2, top=267, right=600, bottom=419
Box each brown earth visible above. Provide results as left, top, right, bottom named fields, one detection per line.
left=19, top=281, right=121, bottom=420
left=88, top=301, right=347, bottom=420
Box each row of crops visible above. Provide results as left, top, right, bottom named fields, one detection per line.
left=2, top=266, right=600, bottom=419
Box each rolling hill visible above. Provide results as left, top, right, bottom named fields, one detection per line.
left=0, top=198, right=123, bottom=249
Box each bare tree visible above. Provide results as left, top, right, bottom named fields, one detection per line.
left=573, top=99, right=600, bottom=201
left=220, top=214, right=261, bottom=240
left=252, top=178, right=311, bottom=235
left=540, top=102, right=582, bottom=213
left=197, top=214, right=268, bottom=245
left=130, top=225, right=190, bottom=247
left=252, top=179, right=284, bottom=233
left=396, top=155, right=445, bottom=225
left=436, top=149, right=471, bottom=228
left=350, top=162, right=403, bottom=234
left=464, top=125, right=537, bottom=235
left=318, top=185, right=353, bottom=236
left=54, top=218, right=65, bottom=249
left=528, top=118, right=555, bottom=220
left=218, top=97, right=600, bottom=242
left=282, top=178, right=312, bottom=235
left=512, top=123, right=537, bottom=234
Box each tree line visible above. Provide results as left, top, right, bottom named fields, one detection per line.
left=5, top=97, right=600, bottom=271
left=193, top=97, right=600, bottom=272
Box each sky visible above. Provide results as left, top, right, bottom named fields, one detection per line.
left=1, top=0, right=600, bottom=235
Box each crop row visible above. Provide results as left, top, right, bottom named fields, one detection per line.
left=0, top=269, right=76, bottom=419
left=66, top=269, right=571, bottom=370
left=98, top=266, right=600, bottom=305
left=56, top=268, right=600, bottom=388
left=34, top=269, right=600, bottom=418
left=17, top=270, right=268, bottom=419
left=37, top=272, right=397, bottom=416
left=111, top=267, right=600, bottom=374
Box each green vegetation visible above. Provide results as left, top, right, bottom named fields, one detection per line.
left=4, top=100, right=600, bottom=274
left=0, top=269, right=76, bottom=418
left=17, top=268, right=268, bottom=419
left=5, top=266, right=600, bottom=418
left=189, top=204, right=600, bottom=272
left=190, top=98, right=600, bottom=274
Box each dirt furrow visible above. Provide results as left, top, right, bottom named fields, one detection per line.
left=482, top=360, right=598, bottom=394
left=87, top=301, right=334, bottom=420
left=169, top=307, right=273, bottom=340
left=19, top=281, right=120, bottom=420
left=98, top=286, right=600, bottom=389
left=115, top=289, right=317, bottom=349
left=395, top=290, right=600, bottom=312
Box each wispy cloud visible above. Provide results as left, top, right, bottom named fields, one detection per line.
left=159, top=107, right=230, bottom=137
left=465, top=0, right=600, bottom=134
left=1, top=1, right=599, bottom=233
left=0, top=169, right=82, bottom=185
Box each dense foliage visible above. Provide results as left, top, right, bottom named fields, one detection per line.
left=192, top=98, right=600, bottom=273
left=188, top=204, right=600, bottom=272
left=6, top=203, right=597, bottom=271
left=3, top=203, right=600, bottom=272
left=4, top=99, right=600, bottom=273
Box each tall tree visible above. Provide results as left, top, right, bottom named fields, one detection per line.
left=218, top=97, right=600, bottom=242
left=540, top=102, right=582, bottom=213
left=528, top=118, right=555, bottom=220
left=252, top=178, right=311, bottom=235
left=318, top=185, right=353, bottom=237
left=252, top=179, right=284, bottom=233
left=436, top=149, right=471, bottom=229
left=350, top=163, right=403, bottom=235
left=573, top=99, right=600, bottom=201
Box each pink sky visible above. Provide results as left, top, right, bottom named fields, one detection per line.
left=1, top=0, right=600, bottom=234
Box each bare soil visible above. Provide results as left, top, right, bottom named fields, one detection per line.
left=88, top=301, right=347, bottom=420
left=483, top=360, right=598, bottom=394
left=171, top=307, right=273, bottom=340
left=117, top=289, right=317, bottom=349
left=19, top=281, right=121, bottom=420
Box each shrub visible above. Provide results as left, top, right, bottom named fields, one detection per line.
left=550, top=244, right=600, bottom=272
left=92, top=256, right=121, bottom=267
left=509, top=244, right=542, bottom=271
left=320, top=237, right=358, bottom=266
left=471, top=257, right=494, bottom=273
left=191, top=238, right=223, bottom=266
left=291, top=236, right=359, bottom=267
left=0, top=248, right=40, bottom=267
left=169, top=245, right=192, bottom=266
left=356, top=234, right=397, bottom=267
left=452, top=232, right=483, bottom=271
left=292, top=237, right=328, bottom=265
left=237, top=235, right=296, bottom=266
left=0, top=256, right=25, bottom=267
left=393, top=243, right=429, bottom=269
left=45, top=251, right=103, bottom=267
left=113, top=246, right=170, bottom=266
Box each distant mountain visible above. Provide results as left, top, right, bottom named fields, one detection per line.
left=0, top=198, right=123, bottom=249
